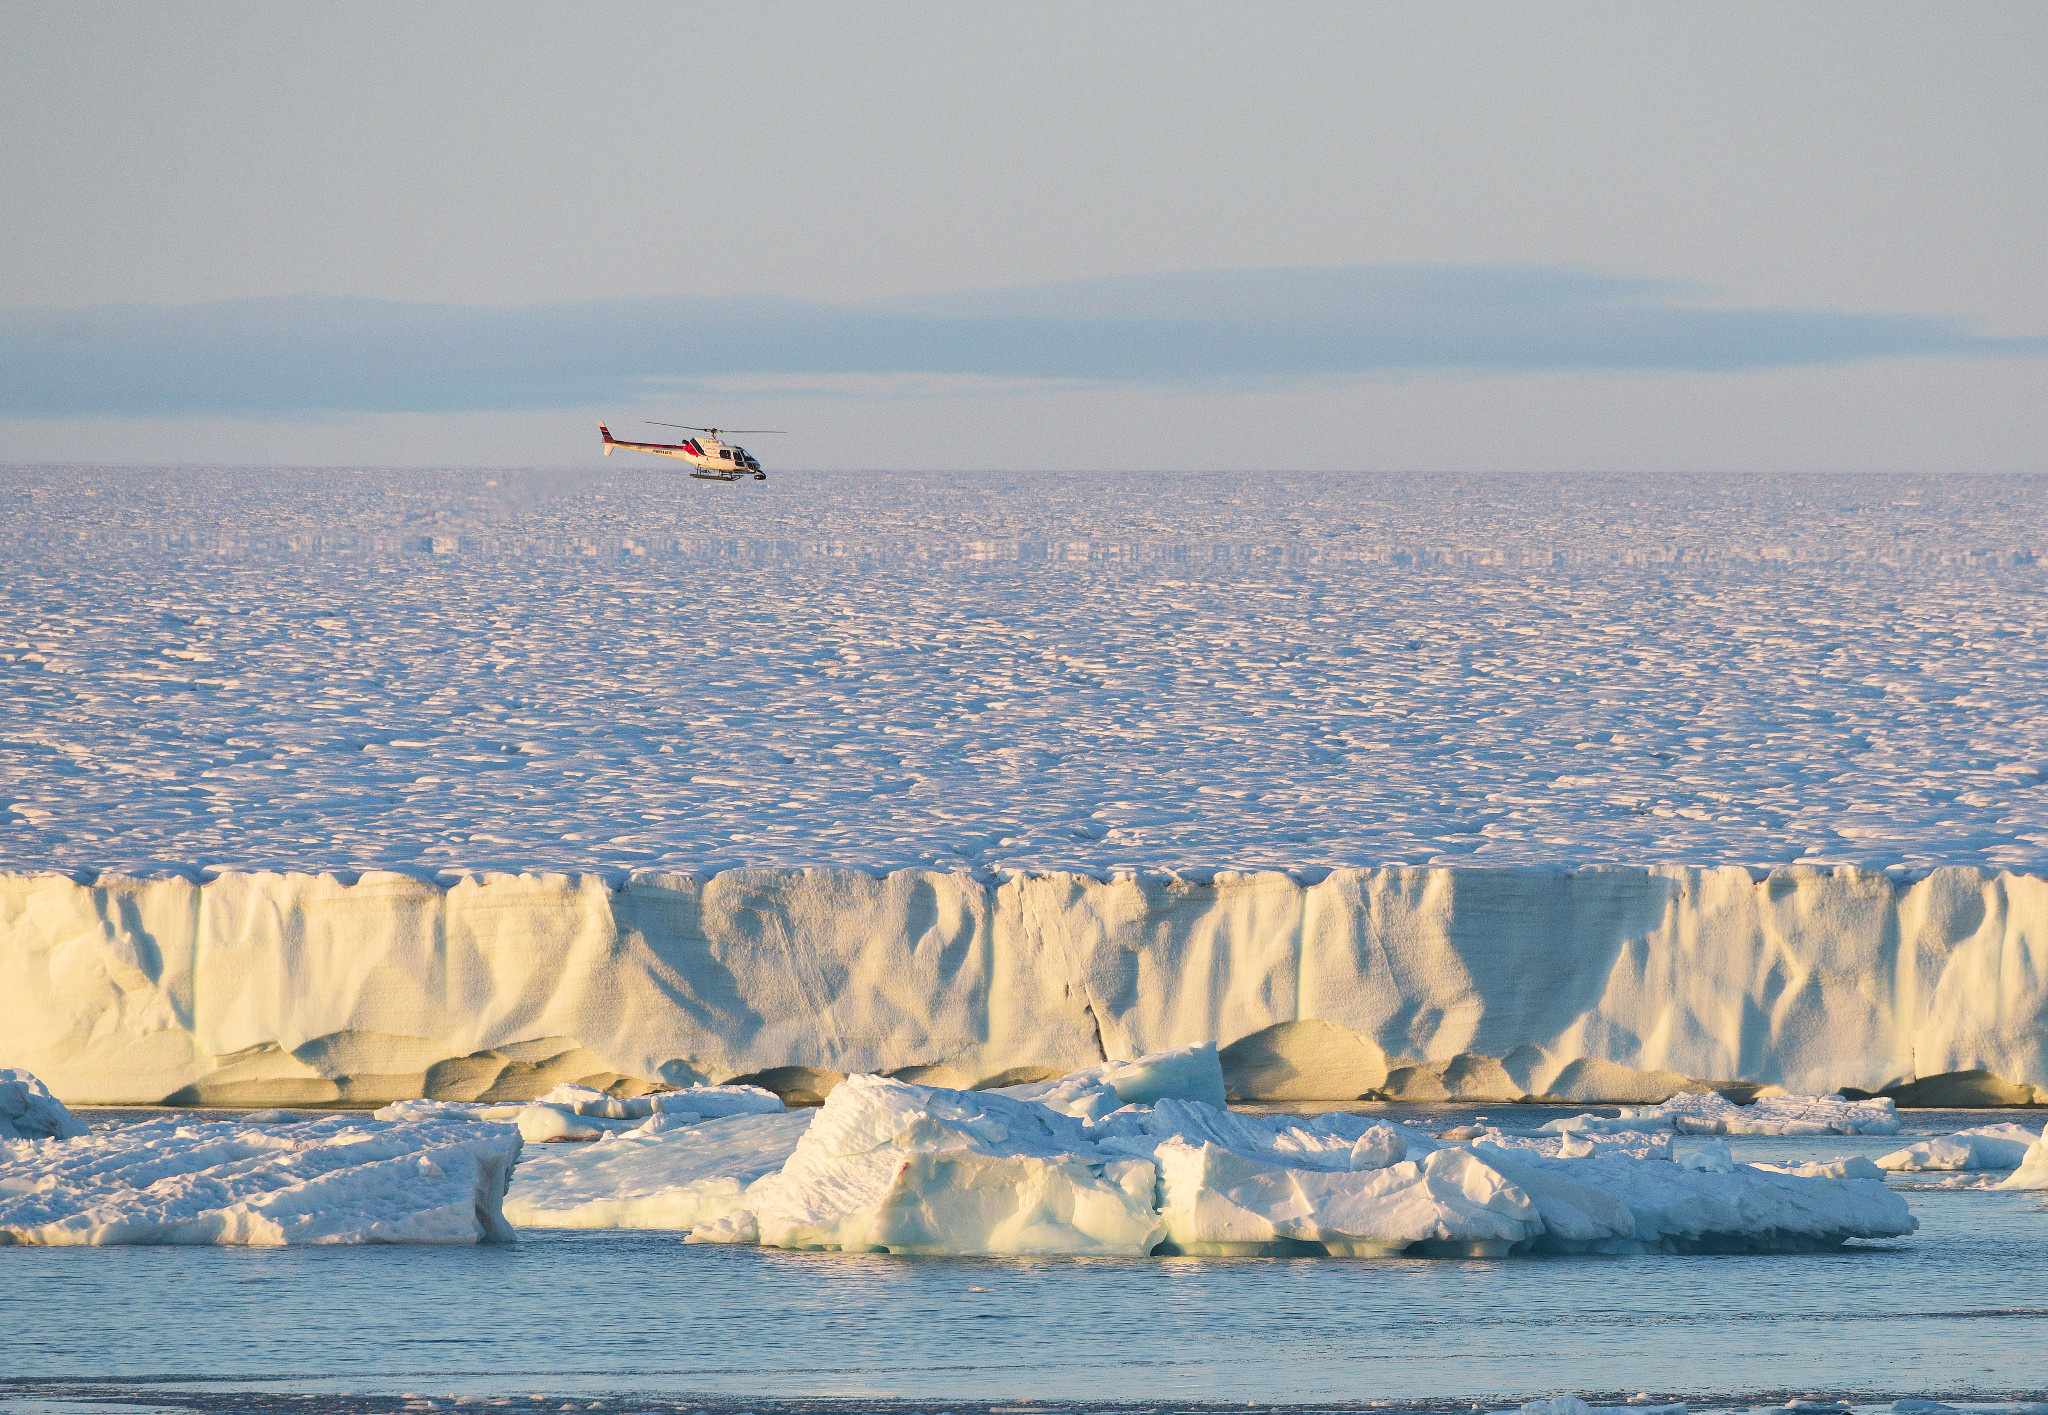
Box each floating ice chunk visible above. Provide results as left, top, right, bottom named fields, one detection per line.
left=1156, top=1138, right=1543, bottom=1257
left=999, top=1042, right=1228, bottom=1119
left=1349, top=1124, right=1410, bottom=1170
left=1995, top=1133, right=2048, bottom=1189
left=0, top=1070, right=86, bottom=1141
left=1093, top=1043, right=1228, bottom=1108
left=1522, top=1399, right=1594, bottom=1415
left=0, top=1113, right=520, bottom=1245
left=1749, top=1156, right=1887, bottom=1181
left=699, top=1074, right=1161, bottom=1255
left=1877, top=1123, right=2042, bottom=1171
left=1677, top=1139, right=1736, bottom=1173
left=1471, top=1127, right=1673, bottom=1162
left=1562, top=1091, right=1901, bottom=1137
left=504, top=1111, right=812, bottom=1229
left=534, top=1083, right=783, bottom=1120
left=1473, top=1151, right=1916, bottom=1252
left=1503, top=1400, right=1684, bottom=1415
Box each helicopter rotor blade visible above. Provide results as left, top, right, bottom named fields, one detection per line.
left=645, top=423, right=786, bottom=434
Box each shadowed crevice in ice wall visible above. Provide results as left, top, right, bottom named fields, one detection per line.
left=2, top=864, right=2044, bottom=1105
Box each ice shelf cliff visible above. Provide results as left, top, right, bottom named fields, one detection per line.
left=3, top=864, right=2044, bottom=1106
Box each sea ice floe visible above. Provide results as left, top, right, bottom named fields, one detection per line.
left=684, top=1050, right=1917, bottom=1257
left=1559, top=1091, right=1902, bottom=1137
left=0, top=1068, right=86, bottom=1141
left=1878, top=1122, right=2044, bottom=1171
left=0, top=1112, right=520, bottom=1245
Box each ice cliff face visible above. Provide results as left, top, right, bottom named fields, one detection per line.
left=3, top=863, right=2044, bottom=1105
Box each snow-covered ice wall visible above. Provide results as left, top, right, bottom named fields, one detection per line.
left=5, top=864, right=2043, bottom=1105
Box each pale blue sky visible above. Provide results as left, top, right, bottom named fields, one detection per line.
left=2, top=1, right=2043, bottom=470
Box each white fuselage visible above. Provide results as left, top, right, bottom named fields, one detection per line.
left=598, top=425, right=764, bottom=479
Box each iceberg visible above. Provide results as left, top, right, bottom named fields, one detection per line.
left=0, top=1069, right=86, bottom=1141
left=1548, top=1091, right=1902, bottom=1137
left=1469, top=1148, right=1915, bottom=1253
left=0, top=1112, right=520, bottom=1245
left=1995, top=1133, right=2048, bottom=1190
left=691, top=1074, right=1164, bottom=1255
left=1618, top=1091, right=1902, bottom=1136
left=687, top=1051, right=1916, bottom=1257
left=1877, top=1123, right=2043, bottom=1171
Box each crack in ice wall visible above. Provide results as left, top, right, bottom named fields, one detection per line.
left=4, top=865, right=2044, bottom=1105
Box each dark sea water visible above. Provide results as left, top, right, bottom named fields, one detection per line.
left=4, top=1108, right=2046, bottom=1413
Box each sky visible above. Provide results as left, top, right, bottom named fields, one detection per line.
left=1, top=1, right=2043, bottom=472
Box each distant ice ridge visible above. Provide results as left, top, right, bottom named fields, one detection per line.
left=1563, top=1091, right=1903, bottom=1136
left=0, top=1110, right=520, bottom=1245
left=377, top=1081, right=785, bottom=1144
left=5, top=864, right=2047, bottom=1107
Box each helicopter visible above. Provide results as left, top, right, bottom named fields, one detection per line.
left=598, top=422, right=782, bottom=481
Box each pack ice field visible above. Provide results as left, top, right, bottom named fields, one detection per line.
left=2, top=467, right=2045, bottom=877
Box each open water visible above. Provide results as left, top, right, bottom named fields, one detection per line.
left=5, top=1108, right=2047, bottom=1411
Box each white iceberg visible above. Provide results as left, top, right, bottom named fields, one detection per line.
left=0, top=1113, right=520, bottom=1245
left=1877, top=1122, right=2043, bottom=1171
left=1994, top=1133, right=2048, bottom=1190
left=691, top=1074, right=1164, bottom=1255
left=0, top=1069, right=87, bottom=1141
left=684, top=1049, right=1916, bottom=1257
left=1554, top=1091, right=1902, bottom=1137
left=1470, top=1147, right=1916, bottom=1252
left=504, top=1110, right=813, bottom=1228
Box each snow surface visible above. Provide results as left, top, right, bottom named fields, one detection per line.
left=502, top=1110, right=812, bottom=1229
left=4, top=467, right=2047, bottom=877
left=1876, top=1123, right=2043, bottom=1171
left=0, top=1067, right=86, bottom=1140
left=0, top=1111, right=520, bottom=1245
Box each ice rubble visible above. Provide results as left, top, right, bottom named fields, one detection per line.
left=1877, top=1123, right=2044, bottom=1172
left=0, top=1068, right=86, bottom=1141
left=0, top=1111, right=520, bottom=1245
left=683, top=1046, right=1916, bottom=1257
